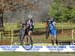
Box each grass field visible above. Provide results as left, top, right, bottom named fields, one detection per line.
left=34, top=22, right=75, bottom=29
left=0, top=52, right=75, bottom=56
left=3, top=22, right=75, bottom=30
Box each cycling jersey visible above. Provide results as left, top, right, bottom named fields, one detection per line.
left=26, top=19, right=34, bottom=32
left=49, top=21, right=57, bottom=36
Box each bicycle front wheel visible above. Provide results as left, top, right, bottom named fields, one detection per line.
left=22, top=36, right=33, bottom=50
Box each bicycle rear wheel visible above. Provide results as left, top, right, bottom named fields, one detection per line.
left=46, top=27, right=49, bottom=39
left=22, top=36, right=33, bottom=50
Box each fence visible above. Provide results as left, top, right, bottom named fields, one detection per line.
left=0, top=23, right=20, bottom=45
left=0, top=23, right=75, bottom=45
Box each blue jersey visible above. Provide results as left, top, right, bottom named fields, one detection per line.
left=49, top=23, right=56, bottom=30
left=49, top=21, right=57, bottom=35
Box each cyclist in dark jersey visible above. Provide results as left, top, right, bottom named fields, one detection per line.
left=24, top=15, right=34, bottom=44
left=26, top=19, right=34, bottom=35
left=19, top=15, right=34, bottom=45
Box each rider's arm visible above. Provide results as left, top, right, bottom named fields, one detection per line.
left=53, top=21, right=56, bottom=26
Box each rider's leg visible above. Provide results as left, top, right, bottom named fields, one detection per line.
left=51, top=30, right=57, bottom=45
left=53, top=30, right=58, bottom=45
left=28, top=31, right=33, bottom=43
left=28, top=31, right=32, bottom=36
left=50, top=30, right=55, bottom=45
left=56, top=35, right=58, bottom=45
left=53, top=35, right=57, bottom=45
left=51, top=36, right=54, bottom=45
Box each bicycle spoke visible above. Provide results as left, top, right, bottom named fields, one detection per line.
left=22, top=36, right=33, bottom=50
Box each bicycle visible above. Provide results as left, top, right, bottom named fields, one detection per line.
left=20, top=27, right=33, bottom=50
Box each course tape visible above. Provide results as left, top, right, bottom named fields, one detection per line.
left=0, top=43, right=75, bottom=52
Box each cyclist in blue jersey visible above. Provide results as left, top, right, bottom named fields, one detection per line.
left=49, top=18, right=58, bottom=45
